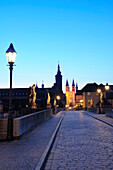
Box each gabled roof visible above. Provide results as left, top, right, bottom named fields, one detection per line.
left=81, top=82, right=98, bottom=92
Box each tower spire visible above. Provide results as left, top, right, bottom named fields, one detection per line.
left=76, top=82, right=78, bottom=91
left=35, top=81, right=38, bottom=88
left=66, top=80, right=69, bottom=86
left=72, top=79, right=75, bottom=92
left=72, top=79, right=75, bottom=86
left=57, top=63, right=61, bottom=74
left=42, top=81, right=44, bottom=88
left=66, top=80, right=69, bottom=92
left=55, top=63, right=62, bottom=91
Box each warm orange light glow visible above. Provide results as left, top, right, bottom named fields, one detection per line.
left=65, top=104, right=69, bottom=108
left=97, top=88, right=101, bottom=93
left=56, top=95, right=60, bottom=100
left=105, top=83, right=110, bottom=91
left=80, top=100, right=83, bottom=103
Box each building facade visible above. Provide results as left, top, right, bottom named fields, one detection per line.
left=76, top=82, right=113, bottom=109
left=65, top=80, right=75, bottom=107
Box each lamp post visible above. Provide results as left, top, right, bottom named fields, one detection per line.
left=97, top=88, right=101, bottom=114
left=6, top=43, right=17, bottom=140
left=105, top=83, right=110, bottom=108
left=56, top=95, right=60, bottom=107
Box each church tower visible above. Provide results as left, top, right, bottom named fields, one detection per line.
left=72, top=79, right=75, bottom=92
left=76, top=82, right=78, bottom=93
left=66, top=80, right=69, bottom=92
left=55, top=64, right=62, bottom=91
left=65, top=79, right=75, bottom=107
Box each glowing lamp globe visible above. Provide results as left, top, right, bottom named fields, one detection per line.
left=56, top=96, right=60, bottom=100
left=105, top=83, right=110, bottom=91
left=97, top=88, right=101, bottom=94
left=6, top=43, right=17, bottom=64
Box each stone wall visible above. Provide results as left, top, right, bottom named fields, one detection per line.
left=87, top=107, right=97, bottom=113
left=13, top=109, right=52, bottom=138
left=53, top=107, right=63, bottom=114
left=105, top=108, right=113, bottom=118
left=0, top=109, right=52, bottom=140
left=0, top=119, right=8, bottom=140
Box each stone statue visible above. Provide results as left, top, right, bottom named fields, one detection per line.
left=54, top=99, right=56, bottom=106
left=47, top=92, right=51, bottom=108
left=29, top=84, right=37, bottom=108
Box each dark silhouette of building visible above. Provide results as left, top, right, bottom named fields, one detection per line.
left=0, top=64, right=66, bottom=112
left=53, top=64, right=62, bottom=91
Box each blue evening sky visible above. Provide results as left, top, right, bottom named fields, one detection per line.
left=0, top=0, right=113, bottom=92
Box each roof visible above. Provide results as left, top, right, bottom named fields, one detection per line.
left=76, top=90, right=83, bottom=95
left=6, top=43, right=17, bottom=53
left=81, top=83, right=98, bottom=92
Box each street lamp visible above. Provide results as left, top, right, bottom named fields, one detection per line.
left=97, top=88, right=101, bottom=114
left=105, top=83, right=110, bottom=91
left=56, top=95, right=60, bottom=107
left=105, top=83, right=110, bottom=108
left=6, top=43, right=17, bottom=140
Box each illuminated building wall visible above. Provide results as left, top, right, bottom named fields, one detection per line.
left=65, top=80, right=75, bottom=106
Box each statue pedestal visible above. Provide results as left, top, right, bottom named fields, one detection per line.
left=101, top=108, right=105, bottom=114
left=29, top=103, right=37, bottom=109
left=47, top=104, right=52, bottom=108
left=97, top=108, right=101, bottom=114
left=31, top=103, right=37, bottom=109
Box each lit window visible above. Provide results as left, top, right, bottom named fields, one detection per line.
left=3, top=93, right=5, bottom=96
left=88, top=99, right=91, bottom=103
left=0, top=93, right=1, bottom=95
left=19, top=93, right=21, bottom=95
left=87, top=92, right=90, bottom=96
left=96, top=93, right=99, bottom=96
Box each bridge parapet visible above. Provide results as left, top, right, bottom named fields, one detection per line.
left=0, top=109, right=53, bottom=140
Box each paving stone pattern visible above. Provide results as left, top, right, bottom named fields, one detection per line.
left=45, top=111, right=113, bottom=170
left=0, top=111, right=64, bottom=170
left=85, top=111, right=113, bottom=125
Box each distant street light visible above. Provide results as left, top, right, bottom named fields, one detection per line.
left=56, top=96, right=60, bottom=100
left=97, top=88, right=101, bottom=114
left=56, top=95, right=60, bottom=107
left=6, top=43, right=17, bottom=140
left=105, top=83, right=110, bottom=91
left=105, top=83, right=110, bottom=108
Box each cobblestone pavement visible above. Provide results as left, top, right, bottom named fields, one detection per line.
left=84, top=111, right=113, bottom=126
left=45, top=111, right=113, bottom=170
left=0, top=111, right=64, bottom=170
